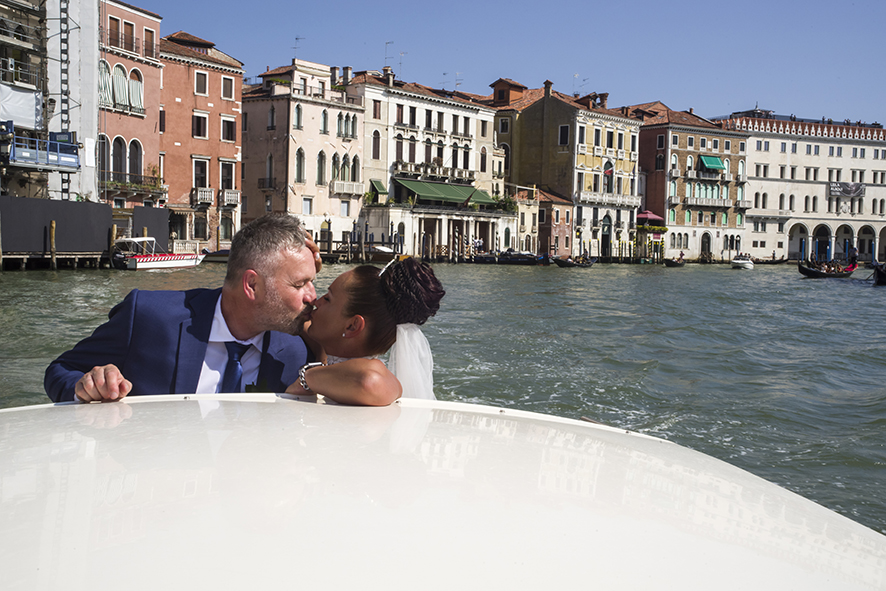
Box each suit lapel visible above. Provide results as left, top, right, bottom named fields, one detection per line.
left=174, top=288, right=220, bottom=393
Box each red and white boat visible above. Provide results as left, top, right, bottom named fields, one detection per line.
left=112, top=237, right=205, bottom=270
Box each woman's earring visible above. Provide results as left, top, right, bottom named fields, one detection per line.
left=342, top=332, right=346, bottom=338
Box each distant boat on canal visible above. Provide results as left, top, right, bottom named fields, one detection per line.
left=112, top=237, right=204, bottom=270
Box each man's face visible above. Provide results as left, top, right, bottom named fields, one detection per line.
left=256, top=247, right=317, bottom=334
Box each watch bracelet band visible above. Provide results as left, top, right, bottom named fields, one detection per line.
left=299, top=362, right=324, bottom=392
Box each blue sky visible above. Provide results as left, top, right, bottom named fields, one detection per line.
left=144, top=0, right=886, bottom=124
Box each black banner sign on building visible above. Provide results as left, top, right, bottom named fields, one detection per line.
left=828, top=182, right=866, bottom=197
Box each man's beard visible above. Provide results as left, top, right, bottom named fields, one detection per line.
left=257, top=281, right=303, bottom=335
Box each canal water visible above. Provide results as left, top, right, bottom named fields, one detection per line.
left=2, top=261, right=885, bottom=534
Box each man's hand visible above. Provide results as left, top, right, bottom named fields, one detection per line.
left=75, top=364, right=133, bottom=402
left=305, top=235, right=323, bottom=273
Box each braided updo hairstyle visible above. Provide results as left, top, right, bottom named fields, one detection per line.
left=344, top=258, right=445, bottom=356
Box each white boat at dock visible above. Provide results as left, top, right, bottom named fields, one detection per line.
left=112, top=237, right=205, bottom=270
left=1, top=394, right=883, bottom=589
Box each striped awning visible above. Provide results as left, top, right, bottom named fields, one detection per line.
left=370, top=179, right=389, bottom=195
left=129, top=78, right=144, bottom=112
left=112, top=66, right=128, bottom=109
left=99, top=63, right=113, bottom=107
left=699, top=155, right=726, bottom=170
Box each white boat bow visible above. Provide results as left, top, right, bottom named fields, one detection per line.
left=1, top=394, right=883, bottom=590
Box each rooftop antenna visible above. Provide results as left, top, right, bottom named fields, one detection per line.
left=455, top=71, right=463, bottom=90
left=384, top=41, right=394, bottom=66
left=572, top=73, right=589, bottom=95
left=442, top=72, right=449, bottom=89
left=292, top=36, right=305, bottom=63
left=399, top=51, right=407, bottom=80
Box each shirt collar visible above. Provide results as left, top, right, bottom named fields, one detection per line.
left=210, top=294, right=265, bottom=349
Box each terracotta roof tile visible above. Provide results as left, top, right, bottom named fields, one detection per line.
left=165, top=30, right=214, bottom=47
left=347, top=71, right=491, bottom=109
left=622, top=102, right=720, bottom=128
left=160, top=34, right=244, bottom=70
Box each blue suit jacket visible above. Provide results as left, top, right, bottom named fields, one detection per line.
left=44, top=288, right=310, bottom=402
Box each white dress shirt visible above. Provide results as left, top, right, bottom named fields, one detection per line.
left=196, top=295, right=266, bottom=393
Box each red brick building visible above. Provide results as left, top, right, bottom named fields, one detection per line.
left=537, top=188, right=574, bottom=257
left=160, top=31, right=244, bottom=250
left=98, top=0, right=164, bottom=234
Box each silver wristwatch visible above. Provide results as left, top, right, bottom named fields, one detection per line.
left=298, top=362, right=324, bottom=392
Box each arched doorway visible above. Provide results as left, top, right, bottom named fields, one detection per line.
left=601, top=215, right=612, bottom=258
left=504, top=227, right=511, bottom=250
left=788, top=223, right=808, bottom=260
left=813, top=225, right=832, bottom=261
left=701, top=232, right=712, bottom=255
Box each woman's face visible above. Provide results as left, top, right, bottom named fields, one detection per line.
left=305, top=270, right=353, bottom=346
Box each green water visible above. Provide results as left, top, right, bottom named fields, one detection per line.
left=1, top=262, right=885, bottom=534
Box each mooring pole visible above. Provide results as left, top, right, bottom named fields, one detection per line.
left=50, top=220, right=57, bottom=270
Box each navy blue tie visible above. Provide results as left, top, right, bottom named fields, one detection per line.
left=220, top=342, right=251, bottom=393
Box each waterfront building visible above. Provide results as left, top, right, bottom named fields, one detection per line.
left=241, top=59, right=363, bottom=246
left=347, top=66, right=510, bottom=260
left=0, top=0, right=84, bottom=199
left=160, top=31, right=244, bottom=252
left=626, top=102, right=750, bottom=262
left=97, top=0, right=162, bottom=235
left=512, top=187, right=539, bottom=252
left=490, top=79, right=640, bottom=259
left=536, top=188, right=574, bottom=258
left=714, top=108, right=886, bottom=262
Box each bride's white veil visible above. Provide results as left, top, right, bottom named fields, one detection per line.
left=387, top=323, right=436, bottom=400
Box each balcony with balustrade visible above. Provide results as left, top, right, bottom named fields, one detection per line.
left=220, top=189, right=241, bottom=207
left=191, top=187, right=214, bottom=207
left=576, top=190, right=641, bottom=208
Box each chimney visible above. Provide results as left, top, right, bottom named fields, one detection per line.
left=292, top=58, right=297, bottom=66
left=543, top=80, right=553, bottom=98
left=689, top=107, right=694, bottom=114
left=330, top=66, right=339, bottom=86
left=599, top=92, right=608, bottom=109
left=342, top=66, right=352, bottom=84
left=383, top=65, right=394, bottom=87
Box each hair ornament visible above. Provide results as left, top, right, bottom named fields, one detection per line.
left=378, top=257, right=399, bottom=276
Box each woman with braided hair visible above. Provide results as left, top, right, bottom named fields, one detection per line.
left=286, top=257, right=445, bottom=405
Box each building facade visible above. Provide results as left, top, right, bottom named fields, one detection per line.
left=715, top=108, right=886, bottom=263
left=160, top=31, right=244, bottom=251
left=97, top=0, right=162, bottom=235
left=491, top=79, right=640, bottom=258
left=241, top=59, right=363, bottom=246
left=536, top=188, right=574, bottom=257
left=348, top=66, right=512, bottom=260
left=0, top=0, right=82, bottom=199
left=629, top=102, right=750, bottom=261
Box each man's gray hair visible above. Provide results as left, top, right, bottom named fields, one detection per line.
left=225, top=214, right=307, bottom=284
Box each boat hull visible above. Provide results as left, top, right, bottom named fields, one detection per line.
left=1, top=395, right=884, bottom=590
left=124, top=253, right=205, bottom=270
left=664, top=258, right=685, bottom=267
left=798, top=260, right=856, bottom=278
left=731, top=259, right=754, bottom=269
left=872, top=264, right=886, bottom=286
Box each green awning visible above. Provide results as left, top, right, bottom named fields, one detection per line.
left=394, top=179, right=496, bottom=205
left=699, top=156, right=726, bottom=170
left=370, top=179, right=389, bottom=194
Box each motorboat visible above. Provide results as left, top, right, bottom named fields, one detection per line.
left=112, top=237, right=205, bottom=270
left=797, top=260, right=857, bottom=278
left=496, top=248, right=541, bottom=265
left=1, top=394, right=884, bottom=590
left=731, top=255, right=754, bottom=270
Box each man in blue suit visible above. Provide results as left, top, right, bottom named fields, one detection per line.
left=45, top=214, right=358, bottom=403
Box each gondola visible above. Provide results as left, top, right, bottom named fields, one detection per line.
left=663, top=258, right=685, bottom=268
left=554, top=257, right=597, bottom=268
left=797, top=260, right=856, bottom=279
left=872, top=263, right=886, bottom=286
